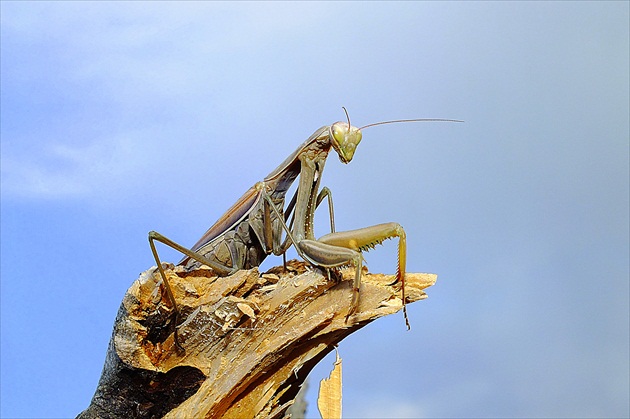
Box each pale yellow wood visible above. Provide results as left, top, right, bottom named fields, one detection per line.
left=318, top=349, right=343, bottom=419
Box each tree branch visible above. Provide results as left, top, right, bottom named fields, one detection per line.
left=78, top=260, right=436, bottom=418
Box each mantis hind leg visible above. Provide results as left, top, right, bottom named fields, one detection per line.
left=148, top=231, right=236, bottom=353
left=148, top=232, right=184, bottom=353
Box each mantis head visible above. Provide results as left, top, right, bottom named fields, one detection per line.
left=331, top=121, right=362, bottom=164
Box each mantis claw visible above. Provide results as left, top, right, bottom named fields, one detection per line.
left=386, top=275, right=398, bottom=286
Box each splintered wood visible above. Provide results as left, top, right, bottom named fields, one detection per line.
left=78, top=260, right=436, bottom=419
left=318, top=350, right=343, bottom=419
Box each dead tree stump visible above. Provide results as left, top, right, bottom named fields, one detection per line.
left=78, top=260, right=436, bottom=418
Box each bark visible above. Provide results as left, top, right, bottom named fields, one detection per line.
left=78, top=260, right=436, bottom=419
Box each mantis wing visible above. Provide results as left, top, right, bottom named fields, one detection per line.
left=179, top=185, right=262, bottom=265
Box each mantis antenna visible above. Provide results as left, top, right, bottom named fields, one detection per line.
left=341, top=106, right=464, bottom=131
left=339, top=107, right=462, bottom=130
left=342, top=106, right=351, bottom=127
left=359, top=118, right=463, bottom=130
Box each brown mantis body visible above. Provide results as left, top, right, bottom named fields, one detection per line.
left=149, top=111, right=460, bottom=350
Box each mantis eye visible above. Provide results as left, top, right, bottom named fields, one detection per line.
left=331, top=122, right=362, bottom=164
left=331, top=122, right=348, bottom=145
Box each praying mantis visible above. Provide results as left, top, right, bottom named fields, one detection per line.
left=149, top=109, right=460, bottom=350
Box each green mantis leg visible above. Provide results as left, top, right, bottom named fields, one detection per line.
left=316, top=186, right=336, bottom=234
left=263, top=194, right=409, bottom=327
left=261, top=194, right=410, bottom=328
left=304, top=222, right=409, bottom=328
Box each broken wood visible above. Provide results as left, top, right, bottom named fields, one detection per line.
left=77, top=260, right=436, bottom=418
left=317, top=349, right=343, bottom=419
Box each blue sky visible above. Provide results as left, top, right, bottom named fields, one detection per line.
left=1, top=2, right=628, bottom=418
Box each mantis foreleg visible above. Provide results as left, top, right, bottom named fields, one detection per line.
left=303, top=222, right=409, bottom=328
left=262, top=188, right=409, bottom=327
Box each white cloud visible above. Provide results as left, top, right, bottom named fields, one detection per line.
left=1, top=130, right=157, bottom=201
